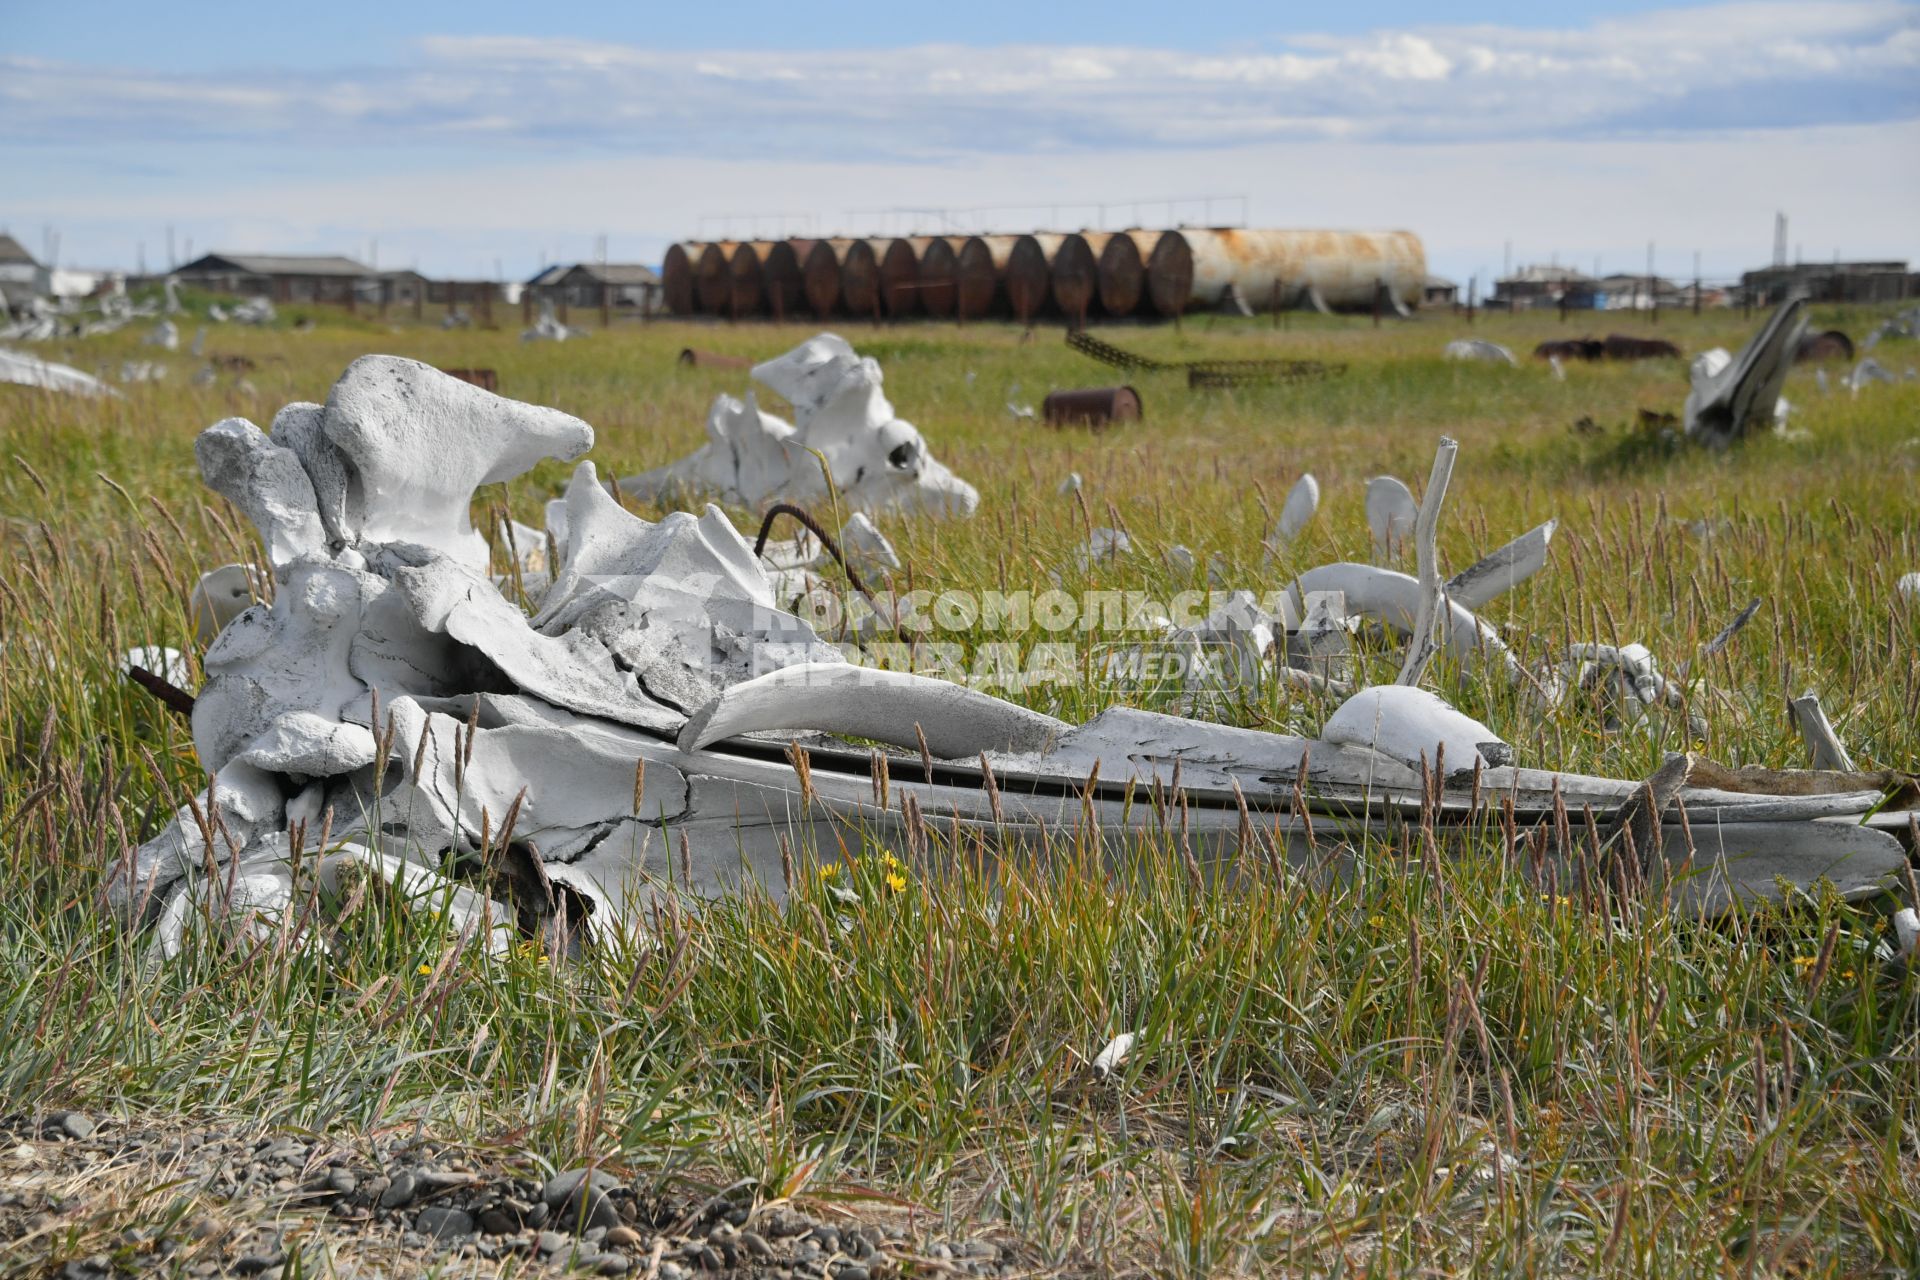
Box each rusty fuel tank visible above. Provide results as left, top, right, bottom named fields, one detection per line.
left=1042, top=385, right=1142, bottom=428
left=839, top=240, right=885, bottom=319
left=695, top=241, right=741, bottom=315
left=1149, top=229, right=1427, bottom=315
left=917, top=238, right=958, bottom=318
left=1051, top=232, right=1113, bottom=324
left=955, top=235, right=1020, bottom=321
left=727, top=242, right=769, bottom=319
left=880, top=237, right=936, bottom=319
left=1005, top=233, right=1066, bottom=323
left=801, top=239, right=857, bottom=319
left=763, top=239, right=811, bottom=322
left=662, top=242, right=704, bottom=316
left=1096, top=230, right=1161, bottom=317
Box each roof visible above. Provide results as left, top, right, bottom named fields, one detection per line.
left=525, top=264, right=571, bottom=287
left=1423, top=274, right=1457, bottom=289
left=567, top=262, right=660, bottom=286
left=0, top=233, right=39, bottom=267
left=1500, top=264, right=1592, bottom=285
left=179, top=252, right=372, bottom=277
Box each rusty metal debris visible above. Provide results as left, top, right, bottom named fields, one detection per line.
left=1065, top=330, right=1345, bottom=387
left=1042, top=386, right=1142, bottom=428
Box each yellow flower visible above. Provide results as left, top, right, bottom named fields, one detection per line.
left=1367, top=914, right=1386, bottom=929
left=885, top=871, right=908, bottom=894
left=881, top=851, right=903, bottom=870
left=1791, top=956, right=1817, bottom=968
left=416, top=963, right=433, bottom=976
left=818, top=863, right=841, bottom=881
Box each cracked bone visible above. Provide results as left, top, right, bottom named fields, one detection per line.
left=314, top=356, right=594, bottom=570
left=1554, top=642, right=1704, bottom=737
left=620, top=334, right=978, bottom=519
left=121, top=374, right=1920, bottom=948
left=1364, top=476, right=1417, bottom=561
left=145, top=319, right=179, bottom=351
left=679, top=663, right=1069, bottom=758
left=1684, top=299, right=1806, bottom=444
left=1077, top=527, right=1132, bottom=571
left=1323, top=685, right=1513, bottom=778
left=1787, top=692, right=1856, bottom=772
left=1445, top=520, right=1557, bottom=611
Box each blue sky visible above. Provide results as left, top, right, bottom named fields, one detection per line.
left=3, top=2, right=1916, bottom=284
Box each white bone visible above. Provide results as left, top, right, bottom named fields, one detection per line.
left=1685, top=300, right=1806, bottom=443
left=1442, top=339, right=1517, bottom=366
left=1293, top=562, right=1517, bottom=677
left=1445, top=520, right=1557, bottom=611
left=679, top=663, right=1069, bottom=757
left=1322, top=684, right=1513, bottom=777
left=1364, top=476, right=1417, bottom=561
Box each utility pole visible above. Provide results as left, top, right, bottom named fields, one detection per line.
left=1647, top=241, right=1658, bottom=324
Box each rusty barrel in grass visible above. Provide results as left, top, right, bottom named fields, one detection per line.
left=1042, top=385, right=1142, bottom=428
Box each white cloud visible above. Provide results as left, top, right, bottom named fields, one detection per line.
left=0, top=2, right=1912, bottom=158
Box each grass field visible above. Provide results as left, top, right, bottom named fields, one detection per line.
left=2, top=299, right=1917, bottom=1277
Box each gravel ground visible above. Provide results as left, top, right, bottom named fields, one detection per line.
left=0, top=1113, right=1022, bottom=1279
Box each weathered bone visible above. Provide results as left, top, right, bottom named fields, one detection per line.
left=1445, top=520, right=1557, bottom=611
left=1788, top=693, right=1856, bottom=771
left=621, top=334, right=978, bottom=519
left=679, top=663, right=1069, bottom=757
left=1684, top=299, right=1806, bottom=443
left=1442, top=339, right=1517, bottom=367
left=1323, top=685, right=1512, bottom=777
left=1364, top=476, right=1417, bottom=561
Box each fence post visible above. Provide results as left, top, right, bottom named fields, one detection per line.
left=601, top=282, right=612, bottom=329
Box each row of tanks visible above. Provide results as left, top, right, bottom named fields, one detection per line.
left=661, top=229, right=1426, bottom=323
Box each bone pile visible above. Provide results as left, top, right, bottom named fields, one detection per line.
left=621, top=333, right=979, bottom=519
left=119, top=360, right=1915, bottom=961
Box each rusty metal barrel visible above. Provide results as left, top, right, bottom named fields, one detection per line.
left=1051, top=232, right=1113, bottom=323
left=839, top=240, right=884, bottom=319
left=918, top=238, right=958, bottom=318
left=1150, top=229, right=1427, bottom=314
left=727, top=242, right=768, bottom=318
left=880, top=237, right=935, bottom=318
left=1043, top=385, right=1142, bottom=428
left=763, top=239, right=810, bottom=321
left=695, top=241, right=740, bottom=315
left=801, top=238, right=856, bottom=319
left=955, top=235, right=1020, bottom=321
left=1005, top=233, right=1065, bottom=322
left=662, top=242, right=704, bottom=316
left=1096, top=230, right=1160, bottom=317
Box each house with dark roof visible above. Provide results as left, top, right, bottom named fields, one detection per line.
left=175, top=252, right=373, bottom=304
left=531, top=262, right=662, bottom=312
left=0, top=232, right=44, bottom=296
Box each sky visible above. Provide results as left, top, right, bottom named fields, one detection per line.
left=3, top=1, right=1916, bottom=286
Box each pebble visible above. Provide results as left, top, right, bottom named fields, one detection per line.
left=378, top=1170, right=419, bottom=1209
left=595, top=1254, right=632, bottom=1276
left=233, top=1253, right=285, bottom=1275
left=415, top=1206, right=474, bottom=1240
left=537, top=1230, right=572, bottom=1256
left=604, top=1226, right=644, bottom=1248
left=55, top=1112, right=95, bottom=1141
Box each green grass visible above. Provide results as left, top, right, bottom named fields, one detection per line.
left=2, top=303, right=1917, bottom=1276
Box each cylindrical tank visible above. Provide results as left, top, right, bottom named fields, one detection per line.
left=694, top=241, right=740, bottom=315
left=801, top=238, right=857, bottom=319
left=1097, top=230, right=1160, bottom=317
left=955, top=235, right=1021, bottom=321
left=1051, top=232, right=1113, bottom=322
left=1151, top=229, right=1427, bottom=314
left=880, top=237, right=935, bottom=318
left=1005, top=233, right=1066, bottom=322
left=763, top=240, right=810, bottom=321
left=1145, top=231, right=1195, bottom=318
left=662, top=242, right=704, bottom=316
left=727, top=242, right=768, bottom=318
left=918, top=238, right=958, bottom=318
left=839, top=240, right=883, bottom=319
left=1042, top=385, right=1142, bottom=428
